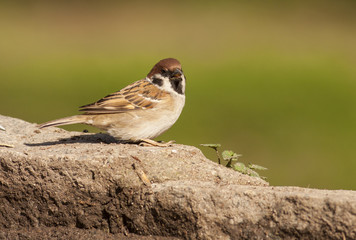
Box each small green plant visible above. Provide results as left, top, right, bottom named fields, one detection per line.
left=199, top=143, right=222, bottom=164
left=200, top=144, right=267, bottom=180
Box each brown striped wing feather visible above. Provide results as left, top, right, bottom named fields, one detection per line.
left=79, top=79, right=165, bottom=114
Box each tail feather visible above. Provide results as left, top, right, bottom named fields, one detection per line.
left=38, top=115, right=88, bottom=129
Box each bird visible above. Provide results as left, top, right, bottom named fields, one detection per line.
left=39, top=58, right=186, bottom=147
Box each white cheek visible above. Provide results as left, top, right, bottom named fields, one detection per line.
left=150, top=75, right=171, bottom=92
left=181, top=76, right=186, bottom=94
left=149, top=74, right=186, bottom=96
left=161, top=76, right=173, bottom=92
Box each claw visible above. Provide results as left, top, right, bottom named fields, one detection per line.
left=139, top=139, right=175, bottom=147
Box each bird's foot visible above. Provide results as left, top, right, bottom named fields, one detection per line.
left=139, top=139, right=175, bottom=147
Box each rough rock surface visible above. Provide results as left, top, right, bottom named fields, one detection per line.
left=0, top=114, right=355, bottom=240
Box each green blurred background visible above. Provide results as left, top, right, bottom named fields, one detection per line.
left=1, top=1, right=355, bottom=189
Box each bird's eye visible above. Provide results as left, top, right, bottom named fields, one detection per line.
left=161, top=69, right=168, bottom=74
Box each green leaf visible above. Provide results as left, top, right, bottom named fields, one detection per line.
left=200, top=143, right=221, bottom=149
left=222, top=150, right=241, bottom=161
left=260, top=176, right=268, bottom=181
left=247, top=169, right=260, bottom=178
left=232, top=162, right=248, bottom=174
left=248, top=164, right=268, bottom=171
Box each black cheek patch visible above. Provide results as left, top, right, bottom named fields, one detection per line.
left=152, top=77, right=163, bottom=86
left=170, top=78, right=183, bottom=94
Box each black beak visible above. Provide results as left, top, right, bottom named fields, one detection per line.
left=171, top=68, right=183, bottom=78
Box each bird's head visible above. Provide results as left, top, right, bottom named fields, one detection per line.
left=147, top=58, right=186, bottom=95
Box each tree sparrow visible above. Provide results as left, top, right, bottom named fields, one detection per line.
left=39, top=58, right=186, bottom=147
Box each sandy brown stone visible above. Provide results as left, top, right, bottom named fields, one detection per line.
left=0, top=115, right=355, bottom=239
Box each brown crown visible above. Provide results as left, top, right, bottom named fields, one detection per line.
left=147, top=58, right=182, bottom=78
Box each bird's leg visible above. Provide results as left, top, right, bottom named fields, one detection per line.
left=139, top=139, right=175, bottom=147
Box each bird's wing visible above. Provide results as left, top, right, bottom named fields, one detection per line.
left=79, top=79, right=167, bottom=114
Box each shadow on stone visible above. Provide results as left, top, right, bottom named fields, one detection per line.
left=25, top=133, right=124, bottom=146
